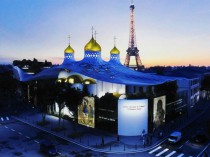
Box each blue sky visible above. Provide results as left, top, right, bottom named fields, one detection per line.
left=0, top=0, right=210, bottom=66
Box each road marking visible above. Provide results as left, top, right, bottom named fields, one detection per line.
left=185, top=140, right=189, bottom=144
left=1, top=117, right=4, bottom=121
left=165, top=151, right=176, bottom=157
left=11, top=129, right=15, bottom=132
left=156, top=148, right=169, bottom=156
left=4, top=126, right=8, bottom=129
left=179, top=144, right=184, bottom=149
left=149, top=146, right=162, bottom=154
left=6, top=117, right=9, bottom=120
left=25, top=136, right=30, bottom=139
left=34, top=140, right=39, bottom=144
left=177, top=153, right=184, bottom=157
left=18, top=132, right=22, bottom=135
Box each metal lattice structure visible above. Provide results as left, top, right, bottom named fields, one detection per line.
left=124, top=1, right=144, bottom=70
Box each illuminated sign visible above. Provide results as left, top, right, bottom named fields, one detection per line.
left=118, top=99, right=148, bottom=136
left=78, top=96, right=95, bottom=128
left=153, top=96, right=166, bottom=129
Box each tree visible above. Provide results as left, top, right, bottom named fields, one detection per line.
left=55, top=93, right=65, bottom=127
left=0, top=67, right=18, bottom=96
left=201, top=74, right=210, bottom=91
left=36, top=80, right=56, bottom=123
left=54, top=82, right=66, bottom=127
left=100, top=93, right=118, bottom=110
left=65, top=87, right=83, bottom=121
left=0, top=65, right=19, bottom=112
left=82, top=84, right=89, bottom=97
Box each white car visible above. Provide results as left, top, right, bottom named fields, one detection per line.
left=168, top=131, right=182, bottom=144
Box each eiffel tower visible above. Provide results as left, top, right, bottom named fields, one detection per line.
left=124, top=0, right=144, bottom=70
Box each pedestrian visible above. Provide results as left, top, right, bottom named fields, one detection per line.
left=159, top=131, right=163, bottom=138
left=142, top=129, right=145, bottom=139
left=117, top=135, right=120, bottom=142
left=101, top=137, right=104, bottom=146
left=146, top=136, right=149, bottom=145
left=143, top=139, right=145, bottom=148
left=204, top=152, right=208, bottom=157
left=150, top=135, right=153, bottom=144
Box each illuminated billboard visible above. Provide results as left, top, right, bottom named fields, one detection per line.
left=118, top=99, right=148, bottom=136
left=153, top=96, right=166, bottom=129
left=78, top=96, right=95, bottom=128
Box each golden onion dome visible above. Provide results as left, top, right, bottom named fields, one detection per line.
left=110, top=46, right=120, bottom=54
left=92, top=40, right=101, bottom=52
left=84, top=36, right=95, bottom=51
left=84, top=36, right=101, bottom=52
left=64, top=44, right=74, bottom=53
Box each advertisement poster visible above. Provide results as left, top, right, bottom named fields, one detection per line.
left=118, top=99, right=148, bottom=136
left=78, top=96, right=95, bottom=128
left=153, top=96, right=166, bottom=129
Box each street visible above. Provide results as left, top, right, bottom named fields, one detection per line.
left=0, top=102, right=210, bottom=157
left=0, top=118, right=105, bottom=157
left=144, top=102, right=210, bottom=157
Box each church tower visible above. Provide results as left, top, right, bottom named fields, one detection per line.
left=109, top=36, right=121, bottom=64
left=63, top=35, right=75, bottom=64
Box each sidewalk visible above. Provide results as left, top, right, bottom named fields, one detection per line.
left=12, top=100, right=210, bottom=154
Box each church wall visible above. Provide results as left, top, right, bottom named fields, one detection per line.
left=94, top=80, right=125, bottom=98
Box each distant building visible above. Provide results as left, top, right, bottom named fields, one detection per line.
left=13, top=58, right=52, bottom=74
left=162, top=67, right=208, bottom=115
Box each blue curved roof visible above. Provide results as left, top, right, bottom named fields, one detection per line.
left=60, top=56, right=178, bottom=86
left=13, top=47, right=183, bottom=86
left=14, top=51, right=180, bottom=86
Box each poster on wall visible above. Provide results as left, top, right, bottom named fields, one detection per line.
left=153, top=96, right=166, bottom=129
left=78, top=96, right=95, bottom=128
left=118, top=99, right=148, bottom=136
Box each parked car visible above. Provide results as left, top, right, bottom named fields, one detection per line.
left=40, top=141, right=59, bottom=156
left=168, top=131, right=182, bottom=144
left=190, top=131, right=207, bottom=144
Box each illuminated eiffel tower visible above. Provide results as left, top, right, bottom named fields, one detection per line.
left=124, top=0, right=144, bottom=70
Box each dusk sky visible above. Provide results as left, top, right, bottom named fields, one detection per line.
left=0, top=0, right=210, bottom=67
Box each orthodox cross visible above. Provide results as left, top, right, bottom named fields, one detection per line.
left=114, top=36, right=117, bottom=46
left=94, top=30, right=98, bottom=40
left=91, top=26, right=94, bottom=36
left=68, top=35, right=71, bottom=45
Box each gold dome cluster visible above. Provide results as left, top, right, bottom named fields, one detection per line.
left=64, top=44, right=74, bottom=53
left=64, top=35, right=120, bottom=55
left=84, top=36, right=101, bottom=52
left=110, top=46, right=120, bottom=55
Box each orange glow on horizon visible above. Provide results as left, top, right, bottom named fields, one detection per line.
left=49, top=55, right=209, bottom=67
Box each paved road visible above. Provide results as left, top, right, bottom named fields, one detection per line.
left=0, top=119, right=107, bottom=157
left=143, top=102, right=210, bottom=157
left=0, top=101, right=210, bottom=157
left=0, top=118, right=153, bottom=157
